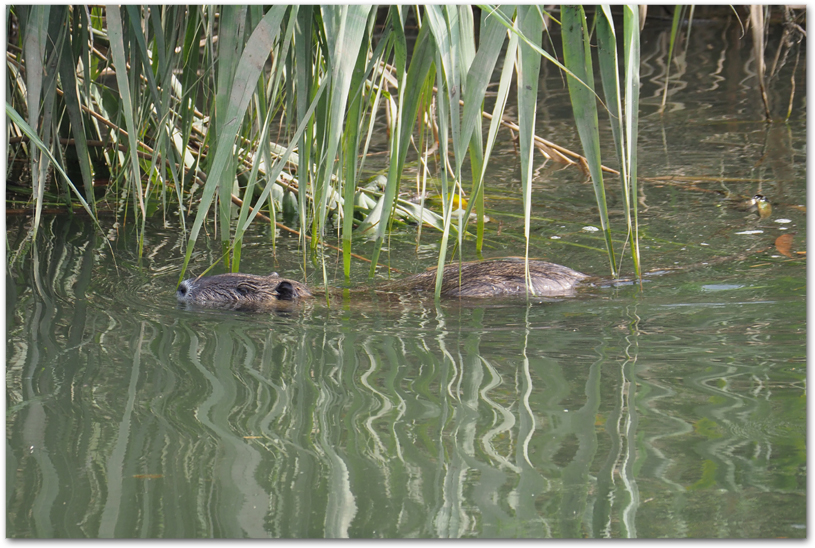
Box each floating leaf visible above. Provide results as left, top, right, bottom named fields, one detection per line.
left=775, top=233, right=794, bottom=258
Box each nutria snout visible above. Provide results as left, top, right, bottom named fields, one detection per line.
left=177, top=259, right=587, bottom=309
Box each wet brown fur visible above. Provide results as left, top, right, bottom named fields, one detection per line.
left=382, top=258, right=587, bottom=298
left=177, top=259, right=587, bottom=309
left=177, top=273, right=312, bottom=310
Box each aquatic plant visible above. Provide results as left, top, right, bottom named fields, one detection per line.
left=6, top=6, right=803, bottom=291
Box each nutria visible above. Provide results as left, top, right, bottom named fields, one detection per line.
left=177, top=272, right=312, bottom=310
left=176, top=259, right=587, bottom=309
left=380, top=258, right=587, bottom=297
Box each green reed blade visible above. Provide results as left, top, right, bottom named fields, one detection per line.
left=368, top=15, right=435, bottom=278
left=561, top=5, right=617, bottom=278
left=517, top=5, right=544, bottom=291
left=179, top=6, right=288, bottom=283
left=623, top=5, right=642, bottom=278
left=108, top=6, right=146, bottom=224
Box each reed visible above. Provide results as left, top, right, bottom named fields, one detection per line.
left=8, top=6, right=800, bottom=289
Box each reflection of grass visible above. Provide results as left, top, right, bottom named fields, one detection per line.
left=408, top=364, right=440, bottom=456
left=708, top=394, right=728, bottom=405
left=771, top=437, right=806, bottom=491
left=693, top=417, right=723, bottom=439
left=689, top=459, right=718, bottom=491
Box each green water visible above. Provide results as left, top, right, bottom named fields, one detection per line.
left=5, top=15, right=806, bottom=538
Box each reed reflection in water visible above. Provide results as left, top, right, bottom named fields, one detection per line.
left=6, top=216, right=805, bottom=538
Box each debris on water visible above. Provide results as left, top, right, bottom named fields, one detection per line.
left=775, top=234, right=794, bottom=258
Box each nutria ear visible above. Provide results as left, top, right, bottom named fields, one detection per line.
left=275, top=281, right=296, bottom=300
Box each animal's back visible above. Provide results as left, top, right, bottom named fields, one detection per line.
left=385, top=258, right=587, bottom=297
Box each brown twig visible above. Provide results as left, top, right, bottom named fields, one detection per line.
left=422, top=78, right=622, bottom=176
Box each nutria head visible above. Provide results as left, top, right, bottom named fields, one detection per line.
left=177, top=272, right=312, bottom=310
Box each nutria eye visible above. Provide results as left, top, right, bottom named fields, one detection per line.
left=178, top=283, right=187, bottom=296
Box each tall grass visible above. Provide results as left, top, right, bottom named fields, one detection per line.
left=10, top=6, right=793, bottom=291
left=561, top=5, right=642, bottom=280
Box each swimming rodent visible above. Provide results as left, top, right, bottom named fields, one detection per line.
left=377, top=258, right=587, bottom=297
left=176, top=258, right=587, bottom=310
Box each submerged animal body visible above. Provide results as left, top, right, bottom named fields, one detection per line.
left=386, top=259, right=588, bottom=298
left=176, top=259, right=587, bottom=309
